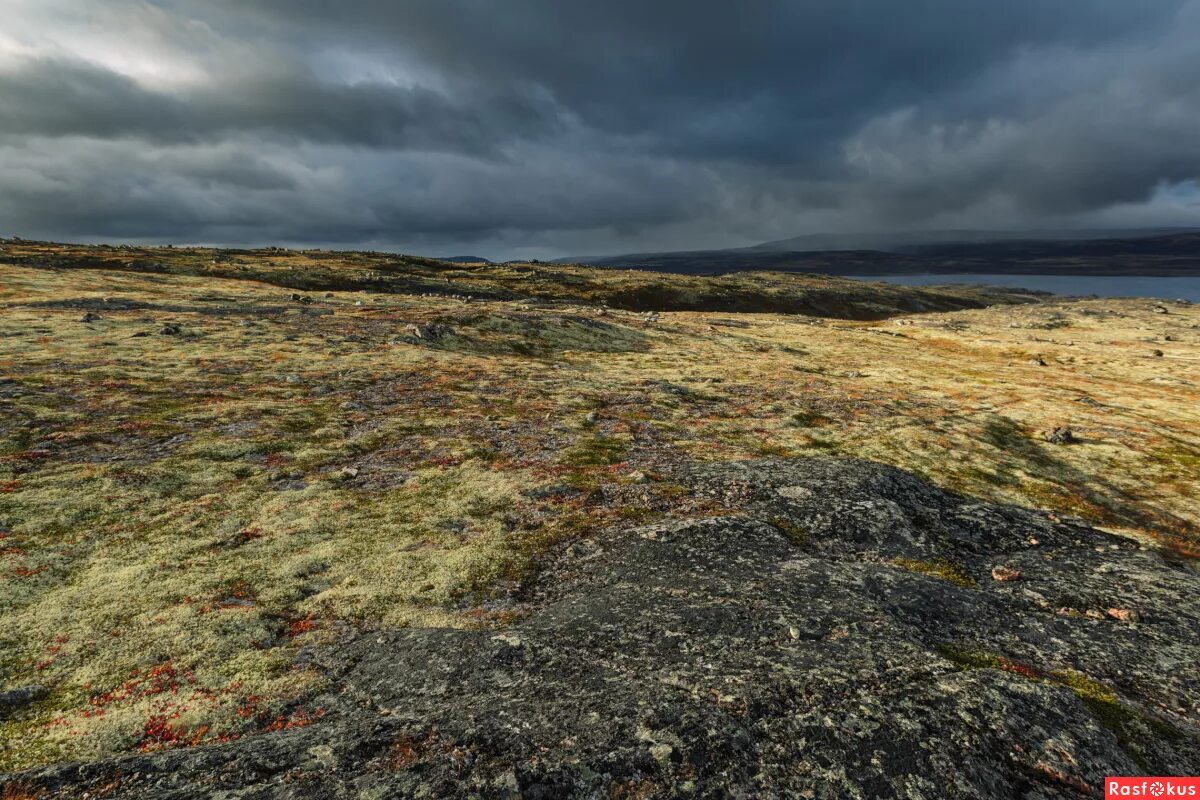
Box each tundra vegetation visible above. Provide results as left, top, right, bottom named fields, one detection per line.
left=0, top=241, right=1197, bottom=773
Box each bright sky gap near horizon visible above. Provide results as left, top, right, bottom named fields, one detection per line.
left=2, top=1, right=1199, bottom=261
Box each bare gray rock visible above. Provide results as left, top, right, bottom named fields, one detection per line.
left=5, top=458, right=1198, bottom=799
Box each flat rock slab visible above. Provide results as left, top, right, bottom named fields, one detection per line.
left=7, top=458, right=1199, bottom=799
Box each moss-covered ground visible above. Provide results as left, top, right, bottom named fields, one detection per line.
left=1, top=241, right=1197, bottom=769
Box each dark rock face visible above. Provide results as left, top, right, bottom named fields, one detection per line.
left=7, top=459, right=1199, bottom=799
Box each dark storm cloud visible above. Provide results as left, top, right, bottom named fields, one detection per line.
left=2, top=0, right=1199, bottom=257
left=167, top=0, right=1185, bottom=165
left=0, top=55, right=562, bottom=151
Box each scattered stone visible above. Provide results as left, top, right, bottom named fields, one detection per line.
left=584, top=411, right=599, bottom=425
left=0, top=685, right=47, bottom=720
left=1045, top=426, right=1075, bottom=444
left=1107, top=607, right=1141, bottom=624
left=1151, top=349, right=1164, bottom=357
left=991, top=566, right=1022, bottom=582
left=158, top=322, right=182, bottom=335
left=338, top=467, right=359, bottom=479
left=1029, top=356, right=1047, bottom=366
left=80, top=312, right=101, bottom=323
left=1153, top=305, right=1169, bottom=314
left=522, top=484, right=582, bottom=501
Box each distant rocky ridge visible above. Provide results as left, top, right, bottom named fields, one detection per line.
left=438, top=256, right=493, bottom=264
left=10, top=458, right=1197, bottom=799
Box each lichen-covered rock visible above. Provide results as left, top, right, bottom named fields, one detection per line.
left=6, top=458, right=1198, bottom=799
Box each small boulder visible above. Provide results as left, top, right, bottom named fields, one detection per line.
left=991, top=566, right=1022, bottom=582
left=1045, top=426, right=1075, bottom=444
left=0, top=685, right=48, bottom=720
left=1107, top=607, right=1141, bottom=624
left=405, top=323, right=453, bottom=341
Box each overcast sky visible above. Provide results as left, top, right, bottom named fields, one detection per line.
left=3, top=1, right=1199, bottom=260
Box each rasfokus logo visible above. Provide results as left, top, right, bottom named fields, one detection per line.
left=1107, top=778, right=1200, bottom=798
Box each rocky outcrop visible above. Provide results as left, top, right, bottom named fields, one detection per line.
left=7, top=459, right=1198, bottom=799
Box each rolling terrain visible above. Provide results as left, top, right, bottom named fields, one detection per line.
left=1, top=242, right=1198, bottom=797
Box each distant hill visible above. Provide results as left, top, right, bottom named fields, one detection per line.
left=560, top=230, right=1200, bottom=277
left=438, top=255, right=492, bottom=264
left=749, top=227, right=1196, bottom=253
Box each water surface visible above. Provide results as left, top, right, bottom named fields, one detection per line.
left=856, top=274, right=1200, bottom=302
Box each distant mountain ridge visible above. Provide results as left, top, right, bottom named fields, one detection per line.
left=559, top=229, right=1200, bottom=277
left=749, top=227, right=1197, bottom=253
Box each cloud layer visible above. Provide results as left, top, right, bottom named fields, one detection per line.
left=3, top=0, right=1199, bottom=258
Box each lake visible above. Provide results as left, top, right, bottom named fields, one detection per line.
left=856, top=274, right=1200, bottom=302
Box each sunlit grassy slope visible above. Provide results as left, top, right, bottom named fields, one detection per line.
left=1, top=242, right=1197, bottom=769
